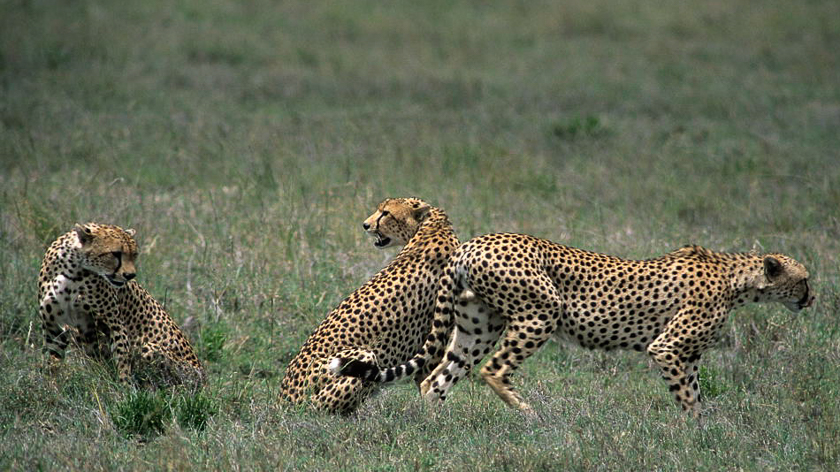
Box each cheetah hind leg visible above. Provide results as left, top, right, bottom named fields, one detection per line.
left=477, top=314, right=556, bottom=417
left=314, top=348, right=379, bottom=414
left=135, top=342, right=202, bottom=390
left=79, top=320, right=112, bottom=361
left=425, top=273, right=560, bottom=417
left=420, top=296, right=504, bottom=406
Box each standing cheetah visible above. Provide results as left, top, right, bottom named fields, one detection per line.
left=280, top=198, right=458, bottom=413
left=38, top=223, right=205, bottom=388
left=334, top=235, right=813, bottom=418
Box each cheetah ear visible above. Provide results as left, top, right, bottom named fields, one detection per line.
left=74, top=223, right=94, bottom=245
left=125, top=228, right=136, bottom=238
left=763, top=256, right=783, bottom=280
left=412, top=202, right=431, bottom=222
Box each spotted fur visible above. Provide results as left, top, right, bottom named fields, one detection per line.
left=336, top=235, right=813, bottom=418
left=38, top=223, right=205, bottom=388
left=280, top=198, right=458, bottom=414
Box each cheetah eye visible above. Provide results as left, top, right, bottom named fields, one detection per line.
left=111, top=251, right=122, bottom=259
left=381, top=211, right=390, bottom=217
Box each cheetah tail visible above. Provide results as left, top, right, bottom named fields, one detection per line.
left=329, top=348, right=431, bottom=383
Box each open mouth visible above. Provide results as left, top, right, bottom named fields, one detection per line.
left=104, top=275, right=126, bottom=288
left=798, top=296, right=813, bottom=310
left=796, top=284, right=813, bottom=310
left=373, top=234, right=392, bottom=248
left=788, top=296, right=813, bottom=312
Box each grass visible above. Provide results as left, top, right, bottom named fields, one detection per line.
left=1, top=0, right=839, bottom=469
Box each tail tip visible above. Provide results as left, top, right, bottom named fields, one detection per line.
left=328, top=357, right=346, bottom=375
left=459, top=288, right=477, bottom=302
left=333, top=359, right=379, bottom=380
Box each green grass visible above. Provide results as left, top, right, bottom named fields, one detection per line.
left=2, top=0, right=840, bottom=469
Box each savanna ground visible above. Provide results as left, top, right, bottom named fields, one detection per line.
left=1, top=0, right=839, bottom=470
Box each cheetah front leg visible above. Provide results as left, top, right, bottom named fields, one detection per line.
left=39, top=289, right=72, bottom=362
left=41, top=290, right=108, bottom=363
left=647, top=327, right=703, bottom=420
left=102, top=324, right=131, bottom=382
left=76, top=283, right=133, bottom=383
left=41, top=324, right=71, bottom=362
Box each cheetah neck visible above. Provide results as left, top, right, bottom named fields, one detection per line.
left=399, top=207, right=455, bottom=254
left=728, top=255, right=769, bottom=308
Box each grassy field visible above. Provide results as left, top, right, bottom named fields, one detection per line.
left=2, top=0, right=839, bottom=469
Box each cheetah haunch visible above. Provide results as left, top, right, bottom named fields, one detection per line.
left=280, top=198, right=458, bottom=414
left=334, top=235, right=813, bottom=418
left=38, top=223, right=205, bottom=388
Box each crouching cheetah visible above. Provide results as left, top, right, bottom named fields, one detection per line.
left=335, top=235, right=813, bottom=418
left=280, top=198, right=458, bottom=414
left=38, top=223, right=205, bottom=388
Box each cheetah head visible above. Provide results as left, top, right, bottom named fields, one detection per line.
left=74, top=223, right=139, bottom=288
left=362, top=198, right=432, bottom=249
left=758, top=254, right=814, bottom=312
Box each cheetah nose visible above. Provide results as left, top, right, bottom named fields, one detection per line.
left=363, top=222, right=370, bottom=230
left=124, top=272, right=136, bottom=281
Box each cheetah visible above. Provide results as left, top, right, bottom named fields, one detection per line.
left=38, top=223, right=205, bottom=388
left=280, top=198, right=458, bottom=414
left=334, top=235, right=813, bottom=418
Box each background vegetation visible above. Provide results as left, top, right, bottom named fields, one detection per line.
left=1, top=0, right=839, bottom=470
